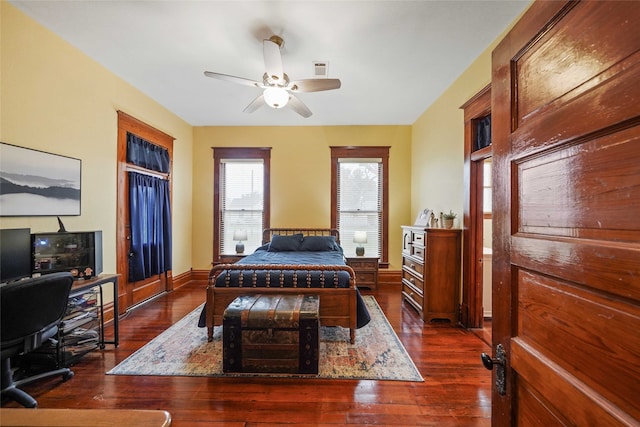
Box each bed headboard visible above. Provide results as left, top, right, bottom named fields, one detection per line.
left=262, top=228, right=340, bottom=244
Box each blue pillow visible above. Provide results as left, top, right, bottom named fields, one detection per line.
left=299, top=235, right=340, bottom=251
left=255, top=243, right=270, bottom=252
left=267, top=234, right=303, bottom=252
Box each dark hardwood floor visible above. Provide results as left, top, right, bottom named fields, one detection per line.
left=3, top=282, right=492, bottom=426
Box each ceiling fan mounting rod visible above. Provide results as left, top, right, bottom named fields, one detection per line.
left=268, top=35, right=284, bottom=48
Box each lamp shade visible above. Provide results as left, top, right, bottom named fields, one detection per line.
left=233, top=230, right=248, bottom=241
left=263, top=87, right=289, bottom=109
left=353, top=231, right=367, bottom=244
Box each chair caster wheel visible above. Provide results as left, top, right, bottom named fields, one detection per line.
left=63, top=370, right=74, bottom=381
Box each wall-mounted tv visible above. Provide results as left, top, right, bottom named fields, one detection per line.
left=0, top=228, right=32, bottom=283
left=32, top=231, right=102, bottom=279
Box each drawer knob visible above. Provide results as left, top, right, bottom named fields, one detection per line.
left=409, top=263, right=415, bottom=269
left=410, top=278, right=415, bottom=283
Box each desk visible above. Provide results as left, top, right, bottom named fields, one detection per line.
left=70, top=274, right=119, bottom=348
left=0, top=408, right=171, bottom=427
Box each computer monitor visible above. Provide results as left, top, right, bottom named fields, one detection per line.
left=32, top=231, right=103, bottom=279
left=0, top=228, right=32, bottom=283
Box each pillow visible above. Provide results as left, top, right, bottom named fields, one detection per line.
left=299, top=235, right=340, bottom=251
left=267, top=234, right=303, bottom=252
left=255, top=243, right=270, bottom=252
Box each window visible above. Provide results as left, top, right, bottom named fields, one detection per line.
left=331, top=146, right=389, bottom=264
left=213, top=148, right=270, bottom=261
left=483, top=158, right=492, bottom=218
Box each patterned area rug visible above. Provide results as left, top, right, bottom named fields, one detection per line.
left=107, top=296, right=423, bottom=381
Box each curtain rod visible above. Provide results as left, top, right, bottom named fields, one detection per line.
left=125, top=164, right=169, bottom=180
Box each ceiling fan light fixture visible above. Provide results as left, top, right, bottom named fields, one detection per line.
left=204, top=35, right=340, bottom=117
left=263, top=87, right=289, bottom=109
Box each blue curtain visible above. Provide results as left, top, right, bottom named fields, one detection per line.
left=475, top=115, right=492, bottom=150
left=127, top=133, right=170, bottom=173
left=128, top=172, right=172, bottom=281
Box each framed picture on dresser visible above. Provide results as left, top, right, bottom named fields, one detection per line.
left=414, top=208, right=431, bottom=226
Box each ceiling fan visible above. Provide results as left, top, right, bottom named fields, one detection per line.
left=204, top=35, right=341, bottom=118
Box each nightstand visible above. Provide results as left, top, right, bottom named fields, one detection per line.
left=214, top=254, right=246, bottom=266
left=345, top=256, right=379, bottom=290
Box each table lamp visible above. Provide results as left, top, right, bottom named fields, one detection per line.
left=233, top=230, right=247, bottom=254
left=353, top=231, right=367, bottom=256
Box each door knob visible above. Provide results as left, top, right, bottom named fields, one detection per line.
left=481, top=352, right=503, bottom=370
left=480, top=343, right=506, bottom=395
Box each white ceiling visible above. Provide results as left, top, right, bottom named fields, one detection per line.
left=11, top=1, right=529, bottom=127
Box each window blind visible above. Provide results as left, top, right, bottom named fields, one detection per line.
left=220, top=160, right=264, bottom=254
left=337, top=159, right=382, bottom=258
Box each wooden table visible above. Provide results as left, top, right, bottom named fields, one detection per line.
left=0, top=408, right=171, bottom=426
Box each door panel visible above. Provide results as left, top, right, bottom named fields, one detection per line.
left=515, top=127, right=640, bottom=237
left=516, top=379, right=567, bottom=425
left=516, top=2, right=639, bottom=126
left=515, top=271, right=639, bottom=416
left=492, top=1, right=640, bottom=425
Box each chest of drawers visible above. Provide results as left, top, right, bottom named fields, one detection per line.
left=401, top=226, right=462, bottom=323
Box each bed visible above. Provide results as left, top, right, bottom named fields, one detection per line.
left=205, top=228, right=371, bottom=343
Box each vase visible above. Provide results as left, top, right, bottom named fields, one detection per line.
left=443, top=218, right=454, bottom=229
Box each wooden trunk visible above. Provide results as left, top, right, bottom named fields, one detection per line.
left=223, top=294, right=319, bottom=374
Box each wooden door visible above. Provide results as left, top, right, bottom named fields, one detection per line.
left=116, top=112, right=174, bottom=313
left=491, top=1, right=640, bottom=425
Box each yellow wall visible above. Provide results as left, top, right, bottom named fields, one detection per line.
left=411, top=5, right=529, bottom=226
left=2, top=1, right=528, bottom=284
left=0, top=3, right=194, bottom=277
left=412, top=52, right=491, bottom=224
left=192, top=126, right=412, bottom=270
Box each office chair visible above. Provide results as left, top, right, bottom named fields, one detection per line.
left=1, top=272, right=75, bottom=408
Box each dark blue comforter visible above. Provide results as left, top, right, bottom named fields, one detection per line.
left=215, top=249, right=352, bottom=288
left=238, top=248, right=346, bottom=265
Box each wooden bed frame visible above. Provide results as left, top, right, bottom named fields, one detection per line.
left=206, top=228, right=358, bottom=343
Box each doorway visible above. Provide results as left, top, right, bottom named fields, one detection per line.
left=116, top=111, right=174, bottom=313
left=461, top=85, right=491, bottom=330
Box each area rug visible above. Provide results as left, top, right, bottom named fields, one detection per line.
left=107, top=296, right=423, bottom=381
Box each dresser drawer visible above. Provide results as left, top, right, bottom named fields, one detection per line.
left=402, top=281, right=423, bottom=312
left=411, top=231, right=425, bottom=246
left=411, top=245, right=424, bottom=259
left=402, top=256, right=424, bottom=276
left=354, top=271, right=377, bottom=285
left=402, top=269, right=423, bottom=292
left=348, top=259, right=378, bottom=270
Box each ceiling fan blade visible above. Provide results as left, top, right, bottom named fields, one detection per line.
left=289, top=78, right=341, bottom=93
left=287, top=94, right=312, bottom=118
left=243, top=94, right=264, bottom=113
left=204, top=71, right=262, bottom=88
left=263, top=37, right=284, bottom=83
